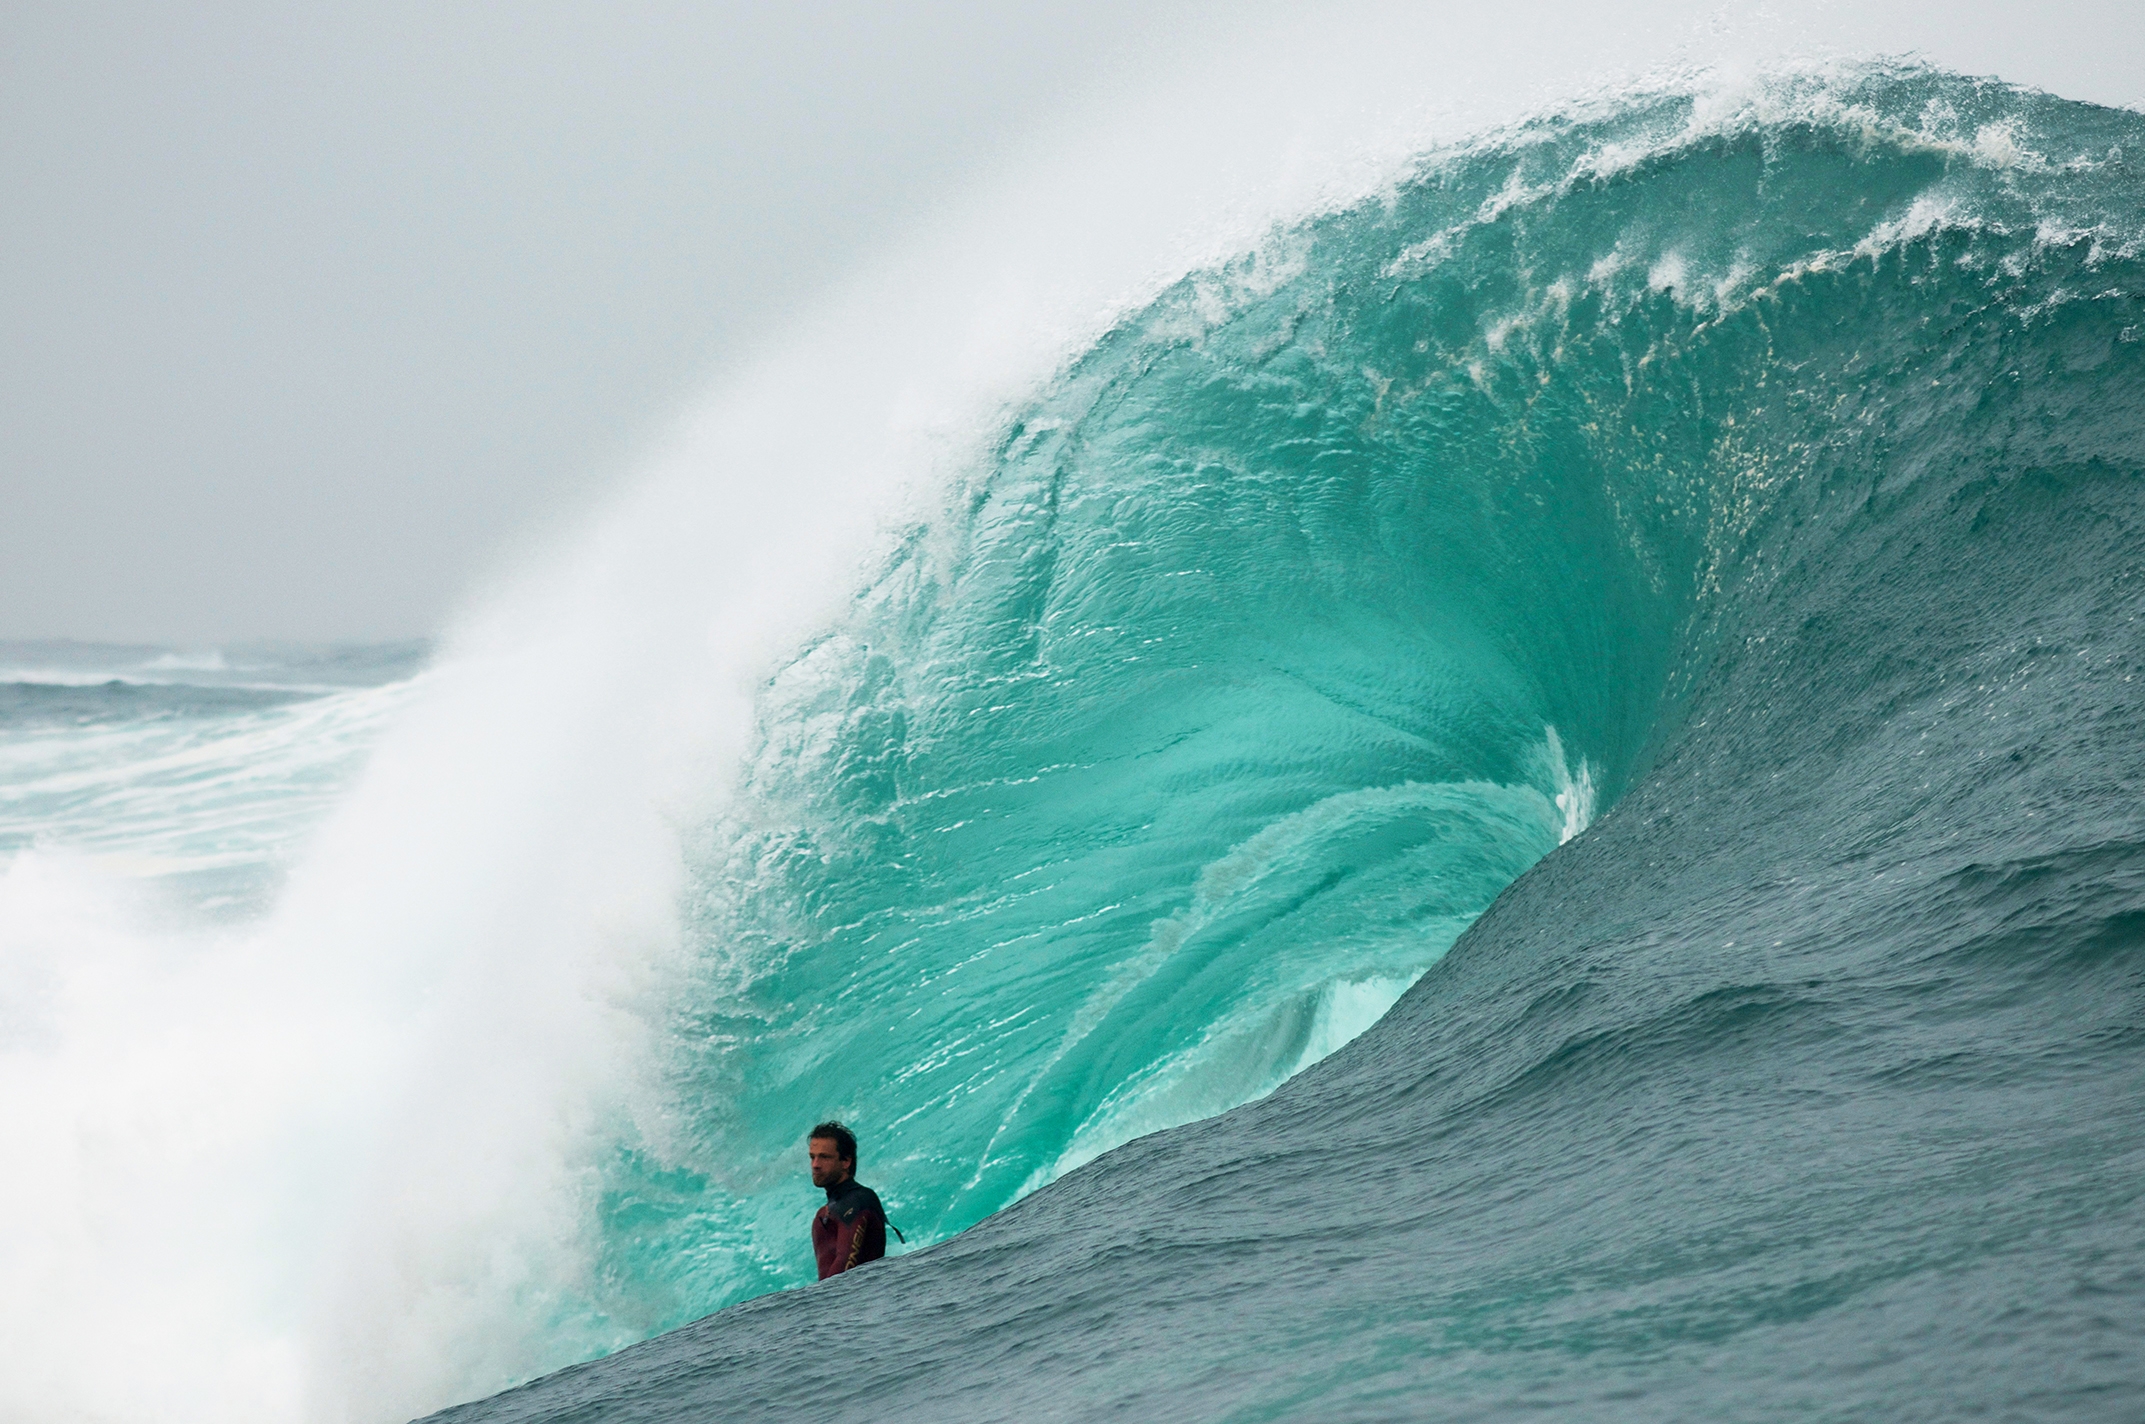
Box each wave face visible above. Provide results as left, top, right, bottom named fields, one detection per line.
left=424, top=63, right=2145, bottom=1420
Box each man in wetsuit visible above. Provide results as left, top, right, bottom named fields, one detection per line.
left=808, top=1120, right=887, bottom=1279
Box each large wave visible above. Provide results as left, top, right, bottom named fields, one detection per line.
left=6, top=58, right=2144, bottom=1424
left=418, top=61, right=2145, bottom=1422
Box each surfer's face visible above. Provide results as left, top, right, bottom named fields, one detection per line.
left=808, top=1137, right=852, bottom=1188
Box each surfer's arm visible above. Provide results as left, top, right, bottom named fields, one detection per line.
left=841, top=1205, right=880, bottom=1271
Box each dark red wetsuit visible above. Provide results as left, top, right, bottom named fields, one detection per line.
left=813, top=1178, right=887, bottom=1279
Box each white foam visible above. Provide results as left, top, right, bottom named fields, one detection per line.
left=1543, top=726, right=1598, bottom=845
left=144, top=650, right=231, bottom=673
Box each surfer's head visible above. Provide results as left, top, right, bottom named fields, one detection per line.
left=808, top=1121, right=857, bottom=1188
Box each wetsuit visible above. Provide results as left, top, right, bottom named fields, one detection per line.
left=812, top=1177, right=887, bottom=1279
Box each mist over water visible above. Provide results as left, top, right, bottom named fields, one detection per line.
left=5, top=40, right=2145, bottom=1424
left=0, top=388, right=918, bottom=1420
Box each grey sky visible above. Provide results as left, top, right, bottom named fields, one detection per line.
left=4, top=1, right=2139, bottom=643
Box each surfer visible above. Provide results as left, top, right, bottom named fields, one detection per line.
left=808, top=1121, right=888, bottom=1279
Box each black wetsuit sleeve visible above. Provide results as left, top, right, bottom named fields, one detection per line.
left=844, top=1200, right=886, bottom=1270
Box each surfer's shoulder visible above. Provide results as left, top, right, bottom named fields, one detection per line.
left=829, top=1178, right=882, bottom=1223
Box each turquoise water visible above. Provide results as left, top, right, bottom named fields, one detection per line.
left=6, top=57, right=2144, bottom=1423
left=434, top=62, right=2145, bottom=1420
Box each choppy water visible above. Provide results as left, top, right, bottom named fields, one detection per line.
left=0, top=641, right=426, bottom=914
left=6, top=59, right=2145, bottom=1424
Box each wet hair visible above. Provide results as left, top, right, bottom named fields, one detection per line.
left=809, top=1120, right=858, bottom=1168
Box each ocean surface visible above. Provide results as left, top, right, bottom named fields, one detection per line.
left=0, top=640, right=428, bottom=915
left=6, top=61, right=2145, bottom=1423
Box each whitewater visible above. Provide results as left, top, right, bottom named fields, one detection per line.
left=5, top=60, right=2145, bottom=1423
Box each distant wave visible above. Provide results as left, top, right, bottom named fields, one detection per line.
left=0, top=637, right=430, bottom=693
left=0, top=680, right=321, bottom=726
